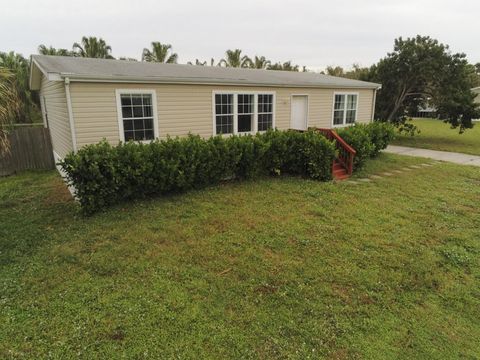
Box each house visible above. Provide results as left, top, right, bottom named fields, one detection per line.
left=29, top=55, right=381, bottom=164
left=473, top=87, right=480, bottom=121
left=473, top=87, right=480, bottom=104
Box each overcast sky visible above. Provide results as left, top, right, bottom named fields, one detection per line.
left=2, top=0, right=479, bottom=70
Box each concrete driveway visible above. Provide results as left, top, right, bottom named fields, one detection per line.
left=385, top=145, right=480, bottom=167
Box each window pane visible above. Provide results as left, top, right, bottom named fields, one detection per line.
left=347, top=95, right=357, bottom=110
left=143, top=95, right=152, bottom=105
left=144, top=105, right=152, bottom=117
left=333, top=110, right=344, bottom=125
left=258, top=113, right=272, bottom=131
left=133, top=106, right=143, bottom=118
left=144, top=118, right=153, bottom=130
left=238, top=114, right=252, bottom=132
left=334, top=94, right=345, bottom=110
left=122, top=106, right=133, bottom=118
left=216, top=115, right=233, bottom=134
left=123, top=119, right=133, bottom=131
left=215, top=94, right=233, bottom=116
left=238, top=94, right=253, bottom=114
left=133, top=119, right=144, bottom=130
left=121, top=95, right=132, bottom=106
left=134, top=130, right=145, bottom=140
left=132, top=95, right=142, bottom=105
left=144, top=129, right=154, bottom=140
left=124, top=131, right=134, bottom=141
left=346, top=110, right=356, bottom=123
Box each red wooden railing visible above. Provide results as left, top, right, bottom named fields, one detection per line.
left=315, top=128, right=356, bottom=175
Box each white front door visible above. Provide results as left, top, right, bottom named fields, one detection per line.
left=290, top=95, right=308, bottom=130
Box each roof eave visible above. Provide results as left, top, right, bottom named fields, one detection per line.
left=58, top=73, right=381, bottom=89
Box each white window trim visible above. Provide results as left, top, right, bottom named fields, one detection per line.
left=290, top=94, right=310, bottom=130
left=212, top=90, right=276, bottom=136
left=331, top=92, right=359, bottom=128
left=115, top=89, right=159, bottom=142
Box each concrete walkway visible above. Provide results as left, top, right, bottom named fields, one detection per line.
left=384, top=145, right=480, bottom=167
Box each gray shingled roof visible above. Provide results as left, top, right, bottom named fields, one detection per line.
left=31, top=55, right=381, bottom=89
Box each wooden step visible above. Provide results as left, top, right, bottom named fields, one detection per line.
left=332, top=161, right=350, bottom=181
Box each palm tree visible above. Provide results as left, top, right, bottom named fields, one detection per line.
left=251, top=56, right=271, bottom=69
left=0, top=52, right=37, bottom=124
left=219, top=49, right=252, bottom=68
left=72, top=37, right=114, bottom=59
left=142, top=42, right=178, bottom=63
left=0, top=67, right=20, bottom=153
left=268, top=61, right=300, bottom=72
left=38, top=45, right=72, bottom=56
left=187, top=59, right=207, bottom=66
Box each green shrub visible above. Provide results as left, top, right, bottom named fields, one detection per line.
left=364, top=122, right=396, bottom=156
left=336, top=125, right=374, bottom=168
left=336, top=122, right=395, bottom=168
left=60, top=130, right=336, bottom=214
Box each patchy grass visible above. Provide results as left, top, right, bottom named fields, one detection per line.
left=1, top=154, right=480, bottom=359
left=392, top=118, right=480, bottom=155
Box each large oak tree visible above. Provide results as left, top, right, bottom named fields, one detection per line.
left=368, top=36, right=479, bottom=131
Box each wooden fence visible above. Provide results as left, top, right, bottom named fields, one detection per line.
left=0, top=127, right=55, bottom=176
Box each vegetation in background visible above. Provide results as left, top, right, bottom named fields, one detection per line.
left=59, top=130, right=337, bottom=214
left=72, top=36, right=114, bottom=59
left=141, top=42, right=178, bottom=63
left=366, top=36, right=480, bottom=132
left=37, top=45, right=73, bottom=56
left=0, top=67, right=21, bottom=152
left=0, top=52, right=39, bottom=125
left=219, top=49, right=252, bottom=68
left=1, top=155, right=479, bottom=358
left=393, top=118, right=480, bottom=155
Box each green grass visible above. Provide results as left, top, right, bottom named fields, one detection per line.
left=392, top=118, right=480, bottom=155
left=1, top=154, right=480, bottom=359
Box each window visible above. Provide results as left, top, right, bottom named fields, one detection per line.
left=214, top=92, right=275, bottom=135
left=237, top=94, right=254, bottom=132
left=116, top=91, right=158, bottom=142
left=215, top=94, right=234, bottom=134
left=333, top=93, right=358, bottom=126
left=258, top=94, right=273, bottom=131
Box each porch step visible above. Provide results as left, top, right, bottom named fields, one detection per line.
left=333, top=160, right=350, bottom=181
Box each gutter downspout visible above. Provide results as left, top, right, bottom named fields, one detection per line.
left=64, top=77, right=77, bottom=152
left=371, top=87, right=379, bottom=121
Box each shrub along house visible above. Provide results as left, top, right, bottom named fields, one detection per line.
left=29, top=55, right=381, bottom=178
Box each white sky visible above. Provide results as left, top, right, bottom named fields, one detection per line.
left=1, top=0, right=479, bottom=70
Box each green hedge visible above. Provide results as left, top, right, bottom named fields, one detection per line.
left=60, top=130, right=336, bottom=214
left=337, top=122, right=395, bottom=168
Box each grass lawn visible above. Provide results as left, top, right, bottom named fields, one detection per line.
left=1, top=154, right=480, bottom=359
left=392, top=118, right=480, bottom=155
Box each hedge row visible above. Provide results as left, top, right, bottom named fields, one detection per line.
left=337, top=122, right=395, bottom=168
left=60, top=129, right=336, bottom=214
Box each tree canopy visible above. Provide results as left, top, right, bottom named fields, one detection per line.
left=142, top=42, right=178, bottom=63
left=219, top=49, right=252, bottom=68
left=367, top=36, right=479, bottom=131
left=0, top=52, right=38, bottom=124
left=73, top=37, right=114, bottom=59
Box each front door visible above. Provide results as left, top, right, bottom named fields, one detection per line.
left=290, top=95, right=308, bottom=130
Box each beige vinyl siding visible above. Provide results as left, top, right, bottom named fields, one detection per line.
left=39, top=76, right=73, bottom=158
left=69, top=82, right=376, bottom=147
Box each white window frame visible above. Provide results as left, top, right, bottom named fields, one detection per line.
left=331, top=92, right=359, bottom=128
left=115, top=89, right=159, bottom=142
left=212, top=90, right=276, bottom=135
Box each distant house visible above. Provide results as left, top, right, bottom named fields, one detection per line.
left=473, top=87, right=480, bottom=104
left=473, top=87, right=480, bottom=121
left=29, top=55, right=381, bottom=162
